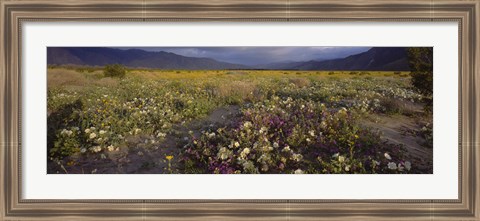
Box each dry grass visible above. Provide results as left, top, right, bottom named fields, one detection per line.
left=289, top=78, right=311, bottom=88
left=93, top=77, right=119, bottom=87
left=215, top=80, right=258, bottom=103
left=48, top=69, right=119, bottom=89
left=48, top=69, right=88, bottom=87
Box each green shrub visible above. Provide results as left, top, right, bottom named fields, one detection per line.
left=407, top=47, right=433, bottom=110
left=103, top=64, right=127, bottom=78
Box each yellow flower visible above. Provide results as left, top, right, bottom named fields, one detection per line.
left=166, top=155, right=174, bottom=161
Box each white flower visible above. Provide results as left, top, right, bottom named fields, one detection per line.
left=234, top=141, right=240, bottom=148
left=100, top=154, right=107, bottom=159
left=137, top=151, right=143, bottom=156
left=134, top=128, right=142, bottom=134
left=61, top=129, right=73, bottom=136
left=217, top=147, right=232, bottom=160
left=404, top=161, right=412, bottom=171
left=338, top=156, right=345, bottom=163
left=89, top=133, right=97, bottom=139
left=345, top=165, right=350, bottom=171
left=84, top=128, right=91, bottom=133
left=384, top=153, right=392, bottom=160
left=157, top=132, right=167, bottom=138
left=243, top=121, right=252, bottom=128
left=309, top=130, right=315, bottom=137
left=107, top=145, right=115, bottom=152
left=292, top=153, right=303, bottom=162
left=99, top=130, right=106, bottom=135
left=207, top=132, right=216, bottom=138
left=387, top=162, right=397, bottom=170
left=273, top=142, right=279, bottom=148
left=80, top=148, right=87, bottom=153
left=282, top=145, right=291, bottom=152
left=294, top=169, right=304, bottom=174
left=306, top=138, right=311, bottom=142
left=240, top=148, right=251, bottom=158
left=332, top=153, right=339, bottom=158
left=90, top=146, right=101, bottom=153
left=259, top=126, right=268, bottom=134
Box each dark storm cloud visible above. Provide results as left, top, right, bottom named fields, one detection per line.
left=116, top=47, right=371, bottom=65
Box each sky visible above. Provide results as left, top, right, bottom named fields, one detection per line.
left=116, top=47, right=371, bottom=66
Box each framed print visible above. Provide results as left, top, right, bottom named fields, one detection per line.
left=1, top=0, right=479, bottom=220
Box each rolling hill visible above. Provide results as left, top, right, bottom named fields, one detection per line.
left=47, top=47, right=412, bottom=71
left=47, top=47, right=249, bottom=70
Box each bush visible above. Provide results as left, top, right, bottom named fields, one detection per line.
left=103, top=64, right=127, bottom=78
left=407, top=48, right=433, bottom=110
left=407, top=48, right=433, bottom=96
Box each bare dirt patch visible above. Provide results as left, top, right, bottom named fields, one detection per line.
left=361, top=114, right=433, bottom=173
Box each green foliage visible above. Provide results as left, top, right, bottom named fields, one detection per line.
left=50, top=127, right=82, bottom=158
left=104, top=64, right=127, bottom=78
left=407, top=48, right=433, bottom=96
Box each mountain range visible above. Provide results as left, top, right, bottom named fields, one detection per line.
left=47, top=47, right=411, bottom=71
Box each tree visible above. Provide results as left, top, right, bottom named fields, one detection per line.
left=103, top=64, right=127, bottom=78
left=406, top=48, right=433, bottom=108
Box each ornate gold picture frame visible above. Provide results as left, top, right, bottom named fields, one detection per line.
left=1, top=0, right=479, bottom=220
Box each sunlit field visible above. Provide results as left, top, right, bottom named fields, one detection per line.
left=47, top=67, right=433, bottom=174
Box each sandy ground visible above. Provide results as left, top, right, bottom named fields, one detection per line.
left=361, top=114, right=433, bottom=173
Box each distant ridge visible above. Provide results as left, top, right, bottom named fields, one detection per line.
left=47, top=47, right=411, bottom=71
left=293, top=47, right=410, bottom=71
left=255, top=47, right=410, bottom=71
left=47, top=47, right=249, bottom=70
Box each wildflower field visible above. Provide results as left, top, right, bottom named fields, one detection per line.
left=47, top=67, right=433, bottom=174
